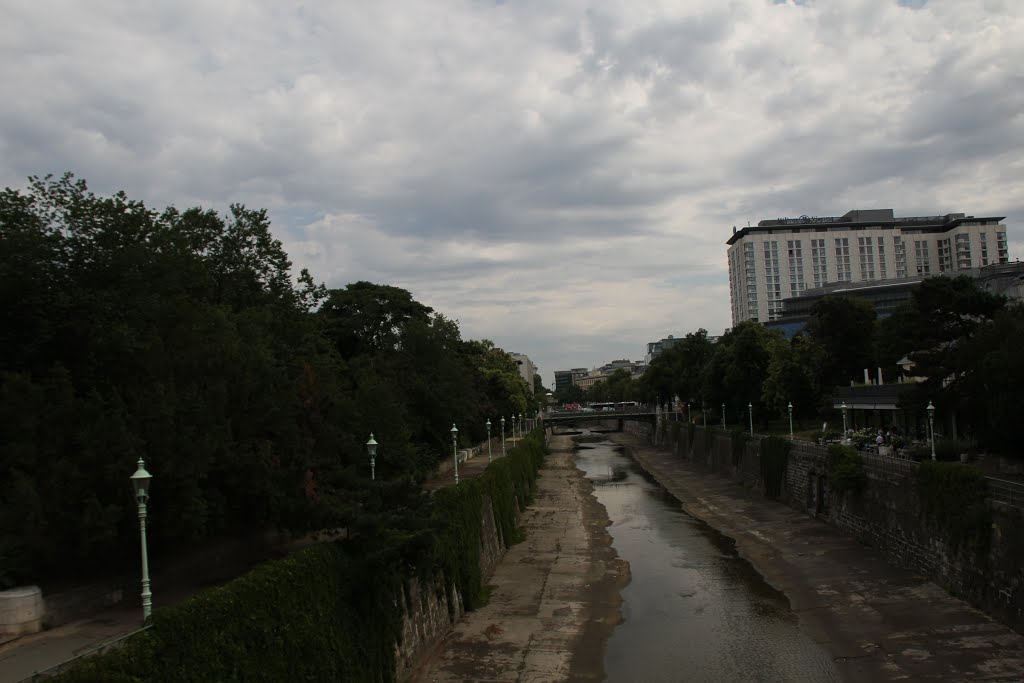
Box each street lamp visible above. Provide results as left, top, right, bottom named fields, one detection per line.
left=788, top=402, right=794, bottom=439
left=927, top=401, right=936, bottom=461
left=841, top=402, right=848, bottom=439
left=721, top=403, right=726, bottom=431
left=129, top=457, right=153, bottom=623
left=450, top=423, right=459, bottom=484
left=748, top=402, right=753, bottom=436
left=486, top=419, right=492, bottom=464
left=510, top=415, right=517, bottom=446
left=501, top=416, right=506, bottom=457
left=366, top=433, right=378, bottom=481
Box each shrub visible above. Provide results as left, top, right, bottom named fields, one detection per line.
left=826, top=444, right=867, bottom=495
left=915, top=461, right=991, bottom=552
left=54, top=431, right=549, bottom=682
left=934, top=438, right=965, bottom=462
left=730, top=429, right=749, bottom=467
left=759, top=436, right=790, bottom=499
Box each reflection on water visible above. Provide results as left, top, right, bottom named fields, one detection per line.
left=577, top=436, right=840, bottom=683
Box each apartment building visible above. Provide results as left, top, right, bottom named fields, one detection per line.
left=508, top=353, right=537, bottom=394
left=726, top=209, right=1009, bottom=326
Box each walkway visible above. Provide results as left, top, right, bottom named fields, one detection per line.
left=409, top=434, right=627, bottom=682
left=607, top=429, right=1024, bottom=682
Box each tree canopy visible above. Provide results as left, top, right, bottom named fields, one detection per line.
left=0, top=174, right=539, bottom=587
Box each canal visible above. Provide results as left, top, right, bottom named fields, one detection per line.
left=575, top=435, right=841, bottom=682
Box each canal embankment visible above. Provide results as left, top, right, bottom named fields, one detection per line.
left=606, top=428, right=1024, bottom=682
left=408, top=433, right=628, bottom=682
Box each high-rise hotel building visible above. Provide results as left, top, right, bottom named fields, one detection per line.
left=726, top=209, right=1009, bottom=326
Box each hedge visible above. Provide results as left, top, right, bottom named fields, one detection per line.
left=54, top=431, right=548, bottom=682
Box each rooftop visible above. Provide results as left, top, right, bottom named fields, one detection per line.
left=726, top=209, right=1004, bottom=245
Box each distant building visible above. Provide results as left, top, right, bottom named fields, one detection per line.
left=765, top=262, right=1024, bottom=338
left=509, top=353, right=537, bottom=394
left=554, top=370, right=573, bottom=393
left=645, top=335, right=681, bottom=364
left=727, top=209, right=1010, bottom=326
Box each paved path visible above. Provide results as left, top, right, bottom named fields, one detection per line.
left=608, top=429, right=1024, bottom=682
left=410, top=434, right=627, bottom=682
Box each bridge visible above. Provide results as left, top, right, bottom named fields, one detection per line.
left=544, top=408, right=658, bottom=428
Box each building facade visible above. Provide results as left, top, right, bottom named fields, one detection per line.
left=726, top=209, right=1009, bottom=326
left=645, top=335, right=681, bottom=364
left=508, top=353, right=537, bottom=395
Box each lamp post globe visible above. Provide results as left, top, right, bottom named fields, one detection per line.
left=129, top=458, right=153, bottom=623
left=501, top=416, right=506, bottom=457
left=450, top=423, right=460, bottom=484
left=788, top=402, right=794, bottom=438
left=927, top=401, right=936, bottom=460
left=486, top=419, right=492, bottom=463
left=365, top=433, right=378, bottom=481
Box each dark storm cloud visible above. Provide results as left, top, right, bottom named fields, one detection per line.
left=2, top=0, right=1022, bottom=380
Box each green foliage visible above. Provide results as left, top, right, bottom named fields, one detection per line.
left=804, top=295, right=877, bottom=390
left=53, top=543, right=404, bottom=682
left=730, top=429, right=749, bottom=467
left=0, top=174, right=540, bottom=586
left=53, top=432, right=548, bottom=682
left=915, top=461, right=992, bottom=552
left=703, top=426, right=716, bottom=454
left=826, top=444, right=867, bottom=495
left=759, top=436, right=790, bottom=499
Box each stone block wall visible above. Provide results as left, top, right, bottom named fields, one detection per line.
left=621, top=419, right=1024, bottom=633
left=394, top=492, right=509, bottom=680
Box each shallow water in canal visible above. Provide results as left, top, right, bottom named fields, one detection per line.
left=575, top=436, right=840, bottom=683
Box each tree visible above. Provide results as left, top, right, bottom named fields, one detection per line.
left=804, top=295, right=877, bottom=390
left=890, top=276, right=1006, bottom=440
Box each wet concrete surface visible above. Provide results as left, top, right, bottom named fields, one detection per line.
left=609, top=429, right=1024, bottom=682
left=409, top=434, right=628, bottom=682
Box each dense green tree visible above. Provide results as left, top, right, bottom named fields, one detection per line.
left=804, top=295, right=877, bottom=390
left=886, top=276, right=1006, bottom=440
left=0, top=174, right=534, bottom=587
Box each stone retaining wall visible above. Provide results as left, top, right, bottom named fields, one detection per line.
left=622, top=418, right=1024, bottom=633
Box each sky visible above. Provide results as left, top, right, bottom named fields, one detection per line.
left=3, top=0, right=1023, bottom=387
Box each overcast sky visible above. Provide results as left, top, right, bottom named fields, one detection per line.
left=3, top=0, right=1023, bottom=386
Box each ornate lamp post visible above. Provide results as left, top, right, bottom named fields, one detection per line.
left=486, top=419, right=492, bottom=463
left=501, top=416, right=506, bottom=457
left=748, top=402, right=754, bottom=436
left=927, top=401, right=936, bottom=461
left=450, top=423, right=459, bottom=484
left=788, top=402, right=794, bottom=439
left=366, top=433, right=378, bottom=480
left=129, top=458, right=153, bottom=623
left=841, top=402, right=848, bottom=440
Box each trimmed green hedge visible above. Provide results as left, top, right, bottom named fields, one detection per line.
left=54, top=431, right=548, bottom=682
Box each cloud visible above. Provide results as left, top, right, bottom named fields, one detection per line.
left=2, top=0, right=1023, bottom=382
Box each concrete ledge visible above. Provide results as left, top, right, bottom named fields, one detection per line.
left=0, top=586, right=44, bottom=638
